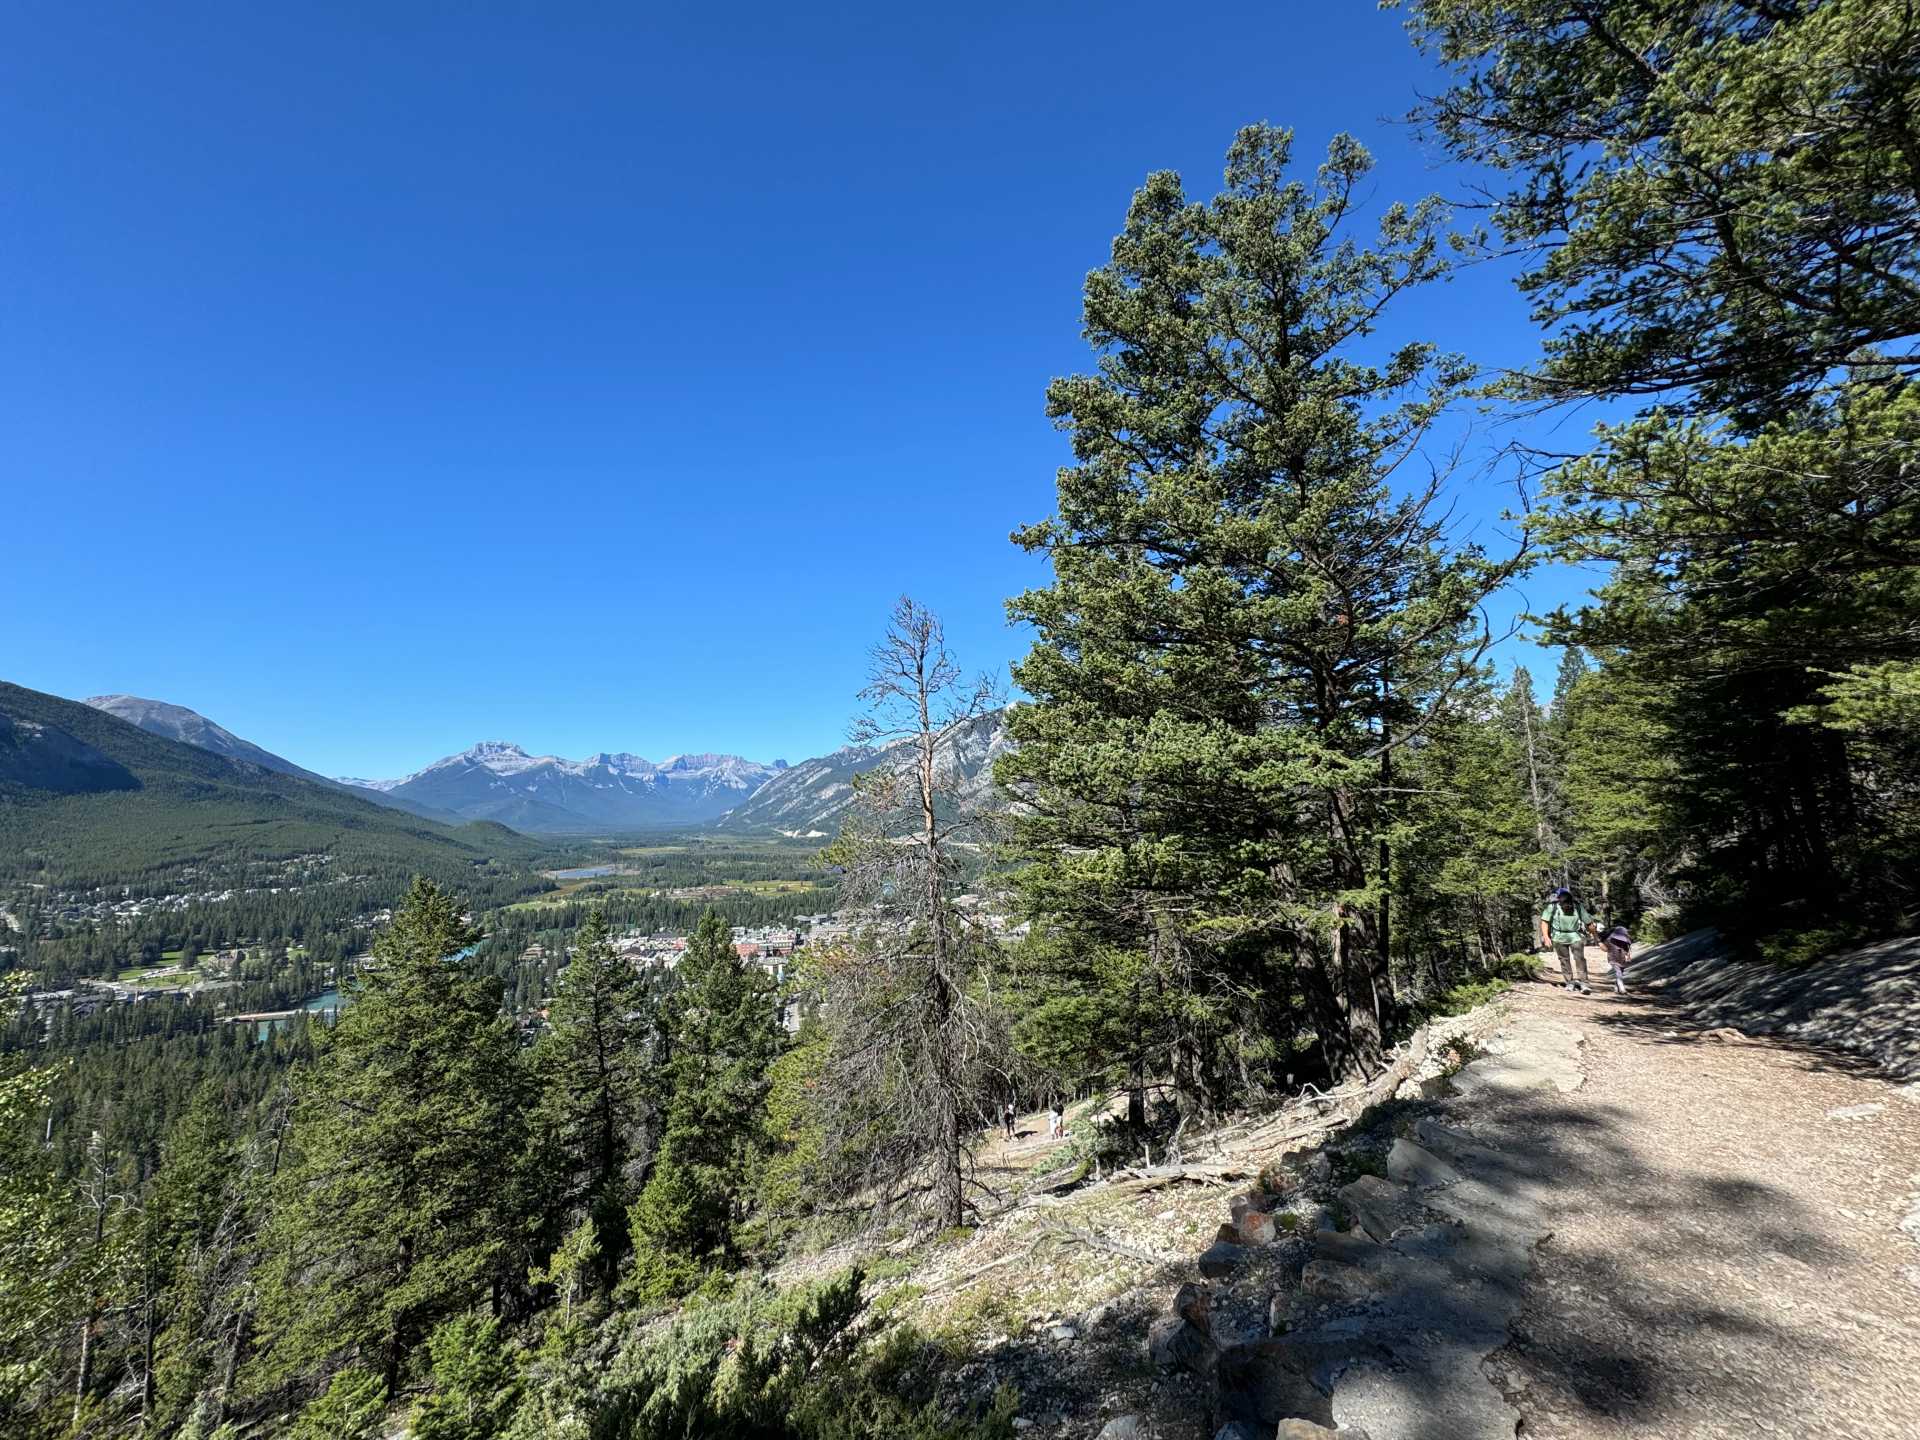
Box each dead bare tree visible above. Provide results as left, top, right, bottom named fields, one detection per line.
left=812, top=596, right=1008, bottom=1231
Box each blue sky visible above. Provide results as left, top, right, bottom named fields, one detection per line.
left=3, top=2, right=1600, bottom=778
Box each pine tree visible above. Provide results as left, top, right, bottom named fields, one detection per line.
left=412, top=1314, right=521, bottom=1440
left=1003, top=125, right=1517, bottom=1085
left=255, top=877, right=534, bottom=1393
left=532, top=908, right=662, bottom=1284
left=1406, top=0, right=1920, bottom=925
left=0, top=976, right=69, bottom=1438
left=627, top=910, right=781, bottom=1298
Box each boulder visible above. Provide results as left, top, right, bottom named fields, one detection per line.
left=1278, top=1421, right=1370, bottom=1440
left=1172, top=1280, right=1213, bottom=1334
left=1337, top=1174, right=1432, bottom=1243
left=1213, top=1338, right=1336, bottom=1431
left=1096, top=1417, right=1152, bottom=1440
left=1386, top=1136, right=1460, bottom=1189
left=1147, top=1314, right=1217, bottom=1376
left=1233, top=1208, right=1279, bottom=1246
left=1311, top=1229, right=1383, bottom=1265
left=1300, top=1259, right=1388, bottom=1304
left=1198, top=1240, right=1249, bottom=1278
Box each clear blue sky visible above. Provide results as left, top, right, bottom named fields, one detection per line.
left=2, top=2, right=1597, bottom=778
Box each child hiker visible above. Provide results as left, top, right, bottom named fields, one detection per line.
left=1603, top=925, right=1633, bottom=994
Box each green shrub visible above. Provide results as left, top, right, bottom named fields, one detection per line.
left=287, top=1368, right=386, bottom=1440
left=589, top=1269, right=1016, bottom=1440
left=1755, top=925, right=1861, bottom=968
left=413, top=1315, right=520, bottom=1440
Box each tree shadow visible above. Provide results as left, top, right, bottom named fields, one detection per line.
left=1617, top=928, right=1920, bottom=1080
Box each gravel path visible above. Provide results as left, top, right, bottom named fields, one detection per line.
left=1492, top=970, right=1920, bottom=1440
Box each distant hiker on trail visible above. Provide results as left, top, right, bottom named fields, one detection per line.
left=1602, top=925, right=1633, bottom=995
left=1047, top=1104, right=1065, bottom=1141
left=1002, top=1100, right=1016, bottom=1141
left=1539, top=887, right=1597, bottom=994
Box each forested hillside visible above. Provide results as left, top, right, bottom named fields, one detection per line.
left=0, top=681, right=540, bottom=892
left=3, top=5, right=1916, bottom=1440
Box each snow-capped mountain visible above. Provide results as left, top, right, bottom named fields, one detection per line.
left=715, top=710, right=1010, bottom=837
left=341, top=742, right=787, bottom=833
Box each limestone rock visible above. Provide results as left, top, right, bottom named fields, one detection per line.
left=1337, top=1174, right=1432, bottom=1242
left=1096, top=1417, right=1151, bottom=1440
left=1386, top=1136, right=1460, bottom=1189
left=1148, top=1314, right=1217, bottom=1376
left=1301, top=1258, right=1389, bottom=1304
left=1213, top=1338, right=1336, bottom=1431
left=1233, top=1208, right=1278, bottom=1245
left=1173, top=1280, right=1213, bottom=1334
left=1278, top=1422, right=1370, bottom=1440
left=1199, top=1240, right=1249, bottom=1278
left=1311, top=1228, right=1384, bottom=1265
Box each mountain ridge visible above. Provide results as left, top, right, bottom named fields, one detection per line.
left=348, top=740, right=786, bottom=834
left=1, top=680, right=537, bottom=888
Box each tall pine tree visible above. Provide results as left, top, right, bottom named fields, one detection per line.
left=627, top=910, right=781, bottom=1299
left=533, top=908, right=663, bottom=1289
left=255, top=878, right=534, bottom=1394
left=1003, top=125, right=1516, bottom=1085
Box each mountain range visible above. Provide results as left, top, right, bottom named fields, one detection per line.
left=340, top=743, right=787, bottom=833
left=715, top=710, right=1011, bottom=836
left=63, top=691, right=1010, bottom=838
left=2, top=681, right=535, bottom=890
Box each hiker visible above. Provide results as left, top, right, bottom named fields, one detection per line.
left=1002, top=1100, right=1016, bottom=1141
left=1538, top=886, right=1598, bottom=994
left=1602, top=925, right=1633, bottom=995
left=1046, top=1103, right=1064, bottom=1141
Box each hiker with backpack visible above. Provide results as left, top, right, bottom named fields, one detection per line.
left=1538, top=887, right=1598, bottom=994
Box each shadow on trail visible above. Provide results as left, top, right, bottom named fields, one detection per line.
left=926, top=1066, right=1867, bottom=1439
left=1618, top=929, right=1920, bottom=1080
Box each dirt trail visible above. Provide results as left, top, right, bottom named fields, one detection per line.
left=1493, top=968, right=1920, bottom=1440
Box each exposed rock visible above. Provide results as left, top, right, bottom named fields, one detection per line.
left=1278, top=1421, right=1370, bottom=1440
left=1199, top=1240, right=1250, bottom=1278
left=1337, top=1175, right=1433, bottom=1243
left=1300, top=1258, right=1390, bottom=1304
left=1148, top=1314, right=1217, bottom=1376
left=1097, top=1416, right=1152, bottom=1439
left=1386, top=1137, right=1460, bottom=1189
left=1311, top=1229, right=1384, bottom=1265
left=1212, top=1425, right=1263, bottom=1440
left=1213, top=1338, right=1336, bottom=1431
left=1173, top=1281, right=1213, bottom=1334
left=1825, top=1103, right=1885, bottom=1119
left=1234, top=1209, right=1279, bottom=1245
